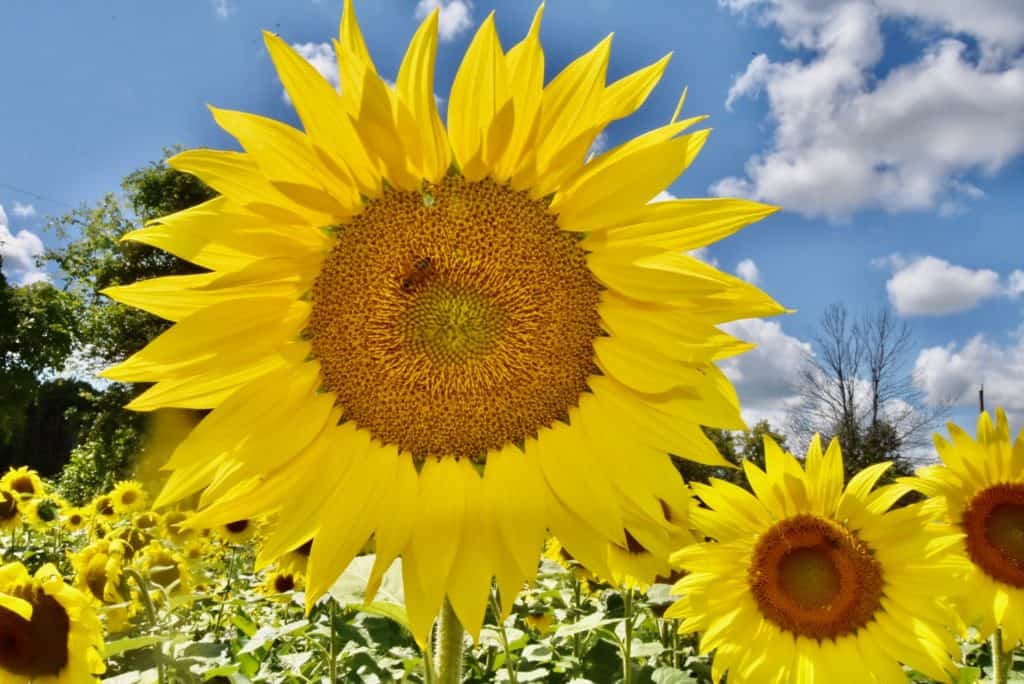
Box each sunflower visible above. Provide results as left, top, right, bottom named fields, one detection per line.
left=275, top=538, right=313, bottom=578
left=0, top=466, right=46, bottom=500
left=24, top=497, right=63, bottom=529
left=110, top=480, right=148, bottom=515
left=110, top=525, right=153, bottom=560
left=90, top=495, right=117, bottom=521
left=665, top=436, right=965, bottom=683
left=71, top=540, right=130, bottom=605
left=62, top=506, right=90, bottom=532
left=214, top=518, right=257, bottom=546
left=902, top=408, right=1024, bottom=647
left=260, top=569, right=305, bottom=599
left=161, top=509, right=195, bottom=544
left=136, top=542, right=193, bottom=600
left=0, top=488, right=23, bottom=532
left=0, top=562, right=105, bottom=683
left=102, top=0, right=783, bottom=642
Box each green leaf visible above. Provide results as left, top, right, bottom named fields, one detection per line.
left=103, top=635, right=169, bottom=657
left=555, top=612, right=617, bottom=639
left=650, top=667, right=699, bottom=684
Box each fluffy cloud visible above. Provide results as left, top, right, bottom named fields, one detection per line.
left=914, top=328, right=1024, bottom=412
left=415, top=0, right=473, bottom=42
left=735, top=258, right=760, bottom=283
left=0, top=205, right=47, bottom=285
left=877, top=253, right=1022, bottom=315
left=212, top=0, right=234, bottom=20
left=719, top=318, right=811, bottom=426
left=714, top=0, right=1024, bottom=218
left=11, top=202, right=35, bottom=218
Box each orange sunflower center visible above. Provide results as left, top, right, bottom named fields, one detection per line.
left=962, top=483, right=1024, bottom=588
left=0, top=586, right=70, bottom=678
left=274, top=574, right=296, bottom=593
left=308, top=176, right=603, bottom=460
left=9, top=477, right=35, bottom=496
left=749, top=514, right=884, bottom=639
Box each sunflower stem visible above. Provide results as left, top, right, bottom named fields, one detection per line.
left=124, top=569, right=164, bottom=684
left=992, top=628, right=1010, bottom=684
left=434, top=598, right=465, bottom=684
left=328, top=599, right=338, bottom=682
left=622, top=588, right=635, bottom=684
left=488, top=588, right=518, bottom=684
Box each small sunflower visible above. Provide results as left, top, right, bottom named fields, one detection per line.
left=260, top=569, right=305, bottom=598
left=523, top=608, right=553, bottom=635
left=103, top=0, right=783, bottom=642
left=0, top=488, right=23, bottom=531
left=110, top=525, right=153, bottom=560
left=0, top=467, right=46, bottom=500
left=62, top=506, right=90, bottom=532
left=903, top=408, right=1024, bottom=647
left=136, top=542, right=192, bottom=598
left=0, top=562, right=105, bottom=683
left=275, top=538, right=313, bottom=577
left=214, top=518, right=257, bottom=546
left=24, top=497, right=63, bottom=529
left=665, top=436, right=964, bottom=683
left=131, top=510, right=163, bottom=533
left=159, top=509, right=196, bottom=546
left=90, top=495, right=118, bottom=521
left=109, top=480, right=148, bottom=515
left=71, top=540, right=129, bottom=605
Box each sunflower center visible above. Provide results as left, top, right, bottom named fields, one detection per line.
left=226, top=520, right=249, bottom=534
left=0, top=492, right=17, bottom=521
left=749, top=514, right=883, bottom=639
left=0, top=588, right=70, bottom=677
left=121, top=491, right=138, bottom=505
left=309, top=176, right=603, bottom=460
left=962, top=483, right=1024, bottom=588
left=85, top=555, right=111, bottom=602
left=10, top=477, right=35, bottom=496
left=149, top=558, right=182, bottom=589
left=274, top=574, right=296, bottom=593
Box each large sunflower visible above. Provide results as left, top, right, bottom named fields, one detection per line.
left=665, top=436, right=965, bottom=683
left=903, top=408, right=1024, bottom=647
left=101, top=1, right=782, bottom=642
left=0, top=562, right=105, bottom=683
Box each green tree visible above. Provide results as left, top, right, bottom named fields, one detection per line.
left=674, top=421, right=789, bottom=489
left=39, top=152, right=215, bottom=499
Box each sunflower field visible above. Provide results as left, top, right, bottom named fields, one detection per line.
left=2, top=1, right=1024, bottom=683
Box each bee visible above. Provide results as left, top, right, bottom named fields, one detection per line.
left=400, top=257, right=435, bottom=293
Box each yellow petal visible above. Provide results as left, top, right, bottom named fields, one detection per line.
left=597, top=52, right=671, bottom=123
left=493, top=5, right=545, bottom=181
left=484, top=443, right=548, bottom=579
left=396, top=9, right=451, bottom=182
left=552, top=129, right=709, bottom=231
left=447, top=13, right=509, bottom=171
left=264, top=31, right=379, bottom=196
left=366, top=451, right=419, bottom=603
left=407, top=458, right=467, bottom=607
left=101, top=297, right=308, bottom=382
left=445, top=466, right=495, bottom=640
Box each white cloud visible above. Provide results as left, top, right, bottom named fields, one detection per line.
left=11, top=202, right=35, bottom=218
left=878, top=253, right=1023, bottom=315
left=735, top=258, right=760, bottom=283
left=914, top=328, right=1024, bottom=412
left=1008, top=270, right=1024, bottom=298
left=719, top=318, right=811, bottom=427
left=0, top=205, right=47, bottom=285
left=415, top=0, right=473, bottom=42
left=212, top=0, right=234, bottom=19
left=714, top=0, right=1024, bottom=218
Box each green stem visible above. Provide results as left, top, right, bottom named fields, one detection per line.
left=621, top=588, right=634, bottom=684
left=992, top=628, right=1010, bottom=684
left=571, top=579, right=583, bottom=675
left=212, top=547, right=237, bottom=639
left=489, top=590, right=518, bottom=684
left=124, top=569, right=164, bottom=684
left=434, top=598, right=465, bottom=684
left=671, top=619, right=680, bottom=670
left=328, top=599, right=338, bottom=682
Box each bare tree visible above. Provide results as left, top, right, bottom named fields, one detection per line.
left=787, top=304, right=948, bottom=476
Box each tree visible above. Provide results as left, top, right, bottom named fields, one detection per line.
left=34, top=152, right=215, bottom=497
left=786, top=304, right=947, bottom=478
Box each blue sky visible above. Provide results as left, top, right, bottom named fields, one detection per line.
left=2, top=0, right=1022, bottom=444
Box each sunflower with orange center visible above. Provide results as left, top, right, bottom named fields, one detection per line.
left=903, top=408, right=1024, bottom=648
left=100, top=1, right=783, bottom=643
left=665, top=436, right=965, bottom=683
